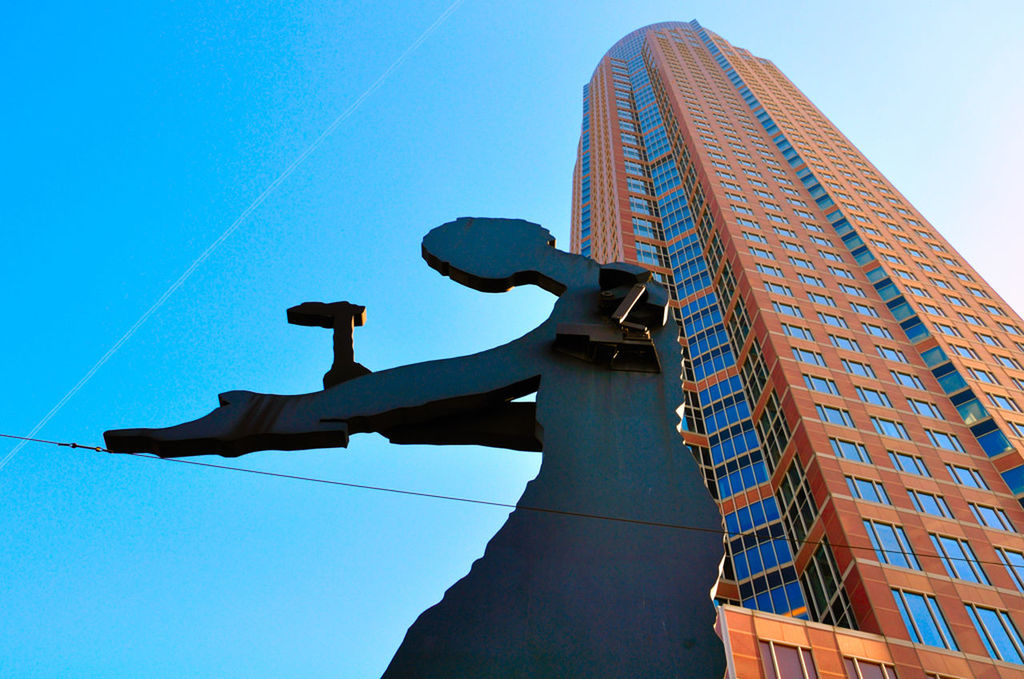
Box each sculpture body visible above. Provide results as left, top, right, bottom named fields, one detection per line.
left=105, top=218, right=726, bottom=678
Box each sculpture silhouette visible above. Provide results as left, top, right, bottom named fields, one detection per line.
left=105, top=217, right=726, bottom=678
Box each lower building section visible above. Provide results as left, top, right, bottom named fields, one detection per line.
left=717, top=604, right=1024, bottom=678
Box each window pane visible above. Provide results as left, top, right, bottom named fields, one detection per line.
left=759, top=641, right=779, bottom=679
left=858, top=662, right=887, bottom=679
left=894, top=590, right=956, bottom=649
left=775, top=645, right=803, bottom=677
left=967, top=605, right=1024, bottom=664
left=998, top=548, right=1024, bottom=591
left=801, top=648, right=818, bottom=679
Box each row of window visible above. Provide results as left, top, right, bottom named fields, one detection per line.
left=846, top=472, right=959, bottom=516
left=642, top=63, right=814, bottom=607
left=863, top=518, right=1015, bottom=582
left=715, top=39, right=1024, bottom=449
left=714, top=48, right=1024, bottom=667
left=831, top=435, right=994, bottom=489
left=893, top=588, right=1024, bottom=664
left=659, top=38, right=1024, bottom=663
left=846, top=454, right=1015, bottom=534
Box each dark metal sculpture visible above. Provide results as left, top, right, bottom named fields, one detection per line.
left=105, top=217, right=726, bottom=678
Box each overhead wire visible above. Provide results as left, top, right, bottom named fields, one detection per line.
left=4, top=432, right=1019, bottom=572
left=0, top=0, right=467, bottom=474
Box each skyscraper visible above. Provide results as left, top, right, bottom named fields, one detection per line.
left=572, top=20, right=1024, bottom=678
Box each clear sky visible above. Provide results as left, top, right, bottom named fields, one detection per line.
left=2, top=1, right=1023, bottom=676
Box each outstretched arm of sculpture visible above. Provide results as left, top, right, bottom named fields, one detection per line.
left=103, top=326, right=547, bottom=458
left=104, top=217, right=607, bottom=458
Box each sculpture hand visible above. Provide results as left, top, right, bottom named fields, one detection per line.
left=103, top=390, right=349, bottom=458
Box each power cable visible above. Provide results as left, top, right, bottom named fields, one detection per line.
left=4, top=432, right=1019, bottom=571
left=0, top=0, right=467, bottom=474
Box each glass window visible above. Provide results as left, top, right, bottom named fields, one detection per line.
left=846, top=476, right=890, bottom=504
left=842, top=359, right=876, bottom=378
left=925, top=430, right=964, bottom=452
left=808, top=292, right=836, bottom=307
left=988, top=393, right=1021, bottom=412
left=798, top=273, right=825, bottom=287
left=773, top=301, right=802, bottom=317
left=974, top=333, right=1003, bottom=347
left=862, top=323, right=893, bottom=339
left=864, top=520, right=919, bottom=569
left=908, top=399, right=942, bottom=419
left=629, top=196, right=654, bottom=215
left=966, top=368, right=999, bottom=385
left=804, top=374, right=839, bottom=395
left=876, top=346, right=907, bottom=363
left=782, top=324, right=814, bottom=340
left=759, top=641, right=820, bottom=679
left=831, top=335, right=861, bottom=352
left=890, top=371, right=924, bottom=389
left=789, top=256, right=814, bottom=269
left=838, top=283, right=865, bottom=297
left=970, top=503, right=1014, bottom=531
left=819, top=312, right=849, bottom=328
left=907, top=489, right=951, bottom=518
left=871, top=417, right=910, bottom=440
left=793, top=347, right=826, bottom=366
left=850, top=302, right=878, bottom=317
left=831, top=438, right=871, bottom=463
left=929, top=534, right=989, bottom=584
left=995, top=355, right=1022, bottom=370
left=964, top=604, right=1024, bottom=664
left=946, top=464, right=987, bottom=489
left=996, top=547, right=1024, bottom=592
left=817, top=404, right=855, bottom=427
left=626, top=177, right=650, bottom=194
left=828, top=266, right=853, bottom=279
left=843, top=657, right=897, bottom=679
left=891, top=589, right=958, bottom=649
left=631, top=217, right=657, bottom=238
left=946, top=346, right=978, bottom=360
left=757, top=263, right=785, bottom=277
left=855, top=386, right=892, bottom=407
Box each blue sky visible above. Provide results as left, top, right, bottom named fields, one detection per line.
left=2, top=1, right=1023, bottom=676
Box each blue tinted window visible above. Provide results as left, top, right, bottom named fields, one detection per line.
left=965, top=605, right=1024, bottom=664
left=846, top=476, right=890, bottom=504
left=865, top=521, right=919, bottom=570
left=816, top=404, right=854, bottom=427
left=892, top=590, right=957, bottom=649
left=997, top=548, right=1024, bottom=592
left=830, top=438, right=870, bottom=463
left=855, top=386, right=891, bottom=407
left=930, top=534, right=988, bottom=584
left=891, top=451, right=929, bottom=476
left=907, top=490, right=951, bottom=518
left=804, top=374, right=839, bottom=395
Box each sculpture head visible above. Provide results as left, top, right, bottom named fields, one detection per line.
left=422, top=217, right=590, bottom=296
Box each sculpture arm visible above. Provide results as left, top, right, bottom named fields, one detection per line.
left=104, top=326, right=548, bottom=458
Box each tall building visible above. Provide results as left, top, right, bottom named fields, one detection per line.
left=572, top=21, right=1024, bottom=678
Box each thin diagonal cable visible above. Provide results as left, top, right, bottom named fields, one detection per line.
left=0, top=0, right=466, bottom=473
left=3, top=432, right=1017, bottom=570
